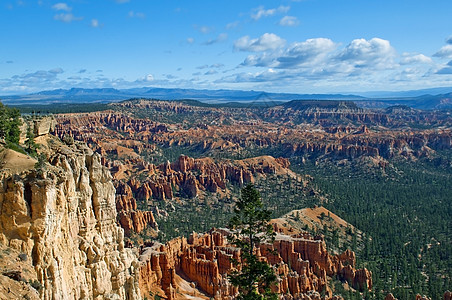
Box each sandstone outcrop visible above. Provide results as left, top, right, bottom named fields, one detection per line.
left=53, top=109, right=452, bottom=167
left=0, top=137, right=142, bottom=300
left=137, top=229, right=371, bottom=300
left=114, top=181, right=158, bottom=235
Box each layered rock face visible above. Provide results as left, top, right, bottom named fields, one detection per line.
left=111, top=154, right=293, bottom=235
left=137, top=229, right=372, bottom=300
left=53, top=110, right=452, bottom=166
left=0, top=138, right=141, bottom=300
left=115, top=180, right=158, bottom=235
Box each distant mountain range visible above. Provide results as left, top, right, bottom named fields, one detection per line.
left=1, top=86, right=452, bottom=110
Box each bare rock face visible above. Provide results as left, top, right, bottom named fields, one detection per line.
left=0, top=139, right=142, bottom=300
left=34, top=117, right=57, bottom=136
left=114, top=181, right=158, bottom=235
left=137, top=229, right=371, bottom=300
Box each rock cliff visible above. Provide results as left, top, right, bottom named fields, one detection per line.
left=0, top=136, right=142, bottom=300
left=137, top=229, right=372, bottom=300
left=53, top=111, right=452, bottom=166
left=111, top=154, right=294, bottom=236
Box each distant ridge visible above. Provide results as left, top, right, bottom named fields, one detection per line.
left=1, top=86, right=452, bottom=110
left=0, top=87, right=365, bottom=105
left=282, top=100, right=359, bottom=110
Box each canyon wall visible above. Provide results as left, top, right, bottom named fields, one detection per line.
left=0, top=137, right=142, bottom=300
left=137, top=229, right=372, bottom=300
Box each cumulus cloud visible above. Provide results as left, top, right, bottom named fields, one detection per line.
left=0, top=68, right=65, bottom=93
left=225, top=36, right=429, bottom=90
left=234, top=33, right=286, bottom=52
left=279, top=16, right=299, bottom=27
left=400, top=53, right=432, bottom=65
left=52, top=3, right=71, bottom=11
left=335, top=38, right=396, bottom=69
left=52, top=2, right=82, bottom=23
left=241, top=53, right=278, bottom=68
left=251, top=5, right=290, bottom=20
left=239, top=38, right=336, bottom=69
left=137, top=74, right=154, bottom=82
left=186, top=37, right=195, bottom=44
left=276, top=38, right=336, bottom=68
left=202, top=33, right=228, bottom=45
left=433, top=45, right=452, bottom=58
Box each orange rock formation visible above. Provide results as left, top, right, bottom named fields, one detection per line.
left=137, top=229, right=372, bottom=300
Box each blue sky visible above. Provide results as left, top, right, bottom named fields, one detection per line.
left=1, top=0, right=452, bottom=95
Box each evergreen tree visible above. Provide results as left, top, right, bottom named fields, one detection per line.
left=25, top=125, right=38, bottom=155
left=0, top=101, right=21, bottom=144
left=228, top=184, right=277, bottom=300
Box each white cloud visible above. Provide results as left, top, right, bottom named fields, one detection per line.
left=54, top=13, right=83, bottom=23
left=400, top=53, right=432, bottom=65
left=228, top=36, right=430, bottom=90
left=240, top=38, right=336, bottom=69
left=143, top=74, right=154, bottom=82
left=279, top=16, right=299, bottom=27
left=276, top=38, right=336, bottom=68
left=0, top=68, right=65, bottom=93
left=234, top=33, right=286, bottom=52
left=52, top=3, right=71, bottom=11
left=433, top=45, right=452, bottom=58
left=186, top=37, right=195, bottom=44
left=241, top=53, right=278, bottom=68
left=335, top=38, right=396, bottom=69
left=251, top=5, right=290, bottom=20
